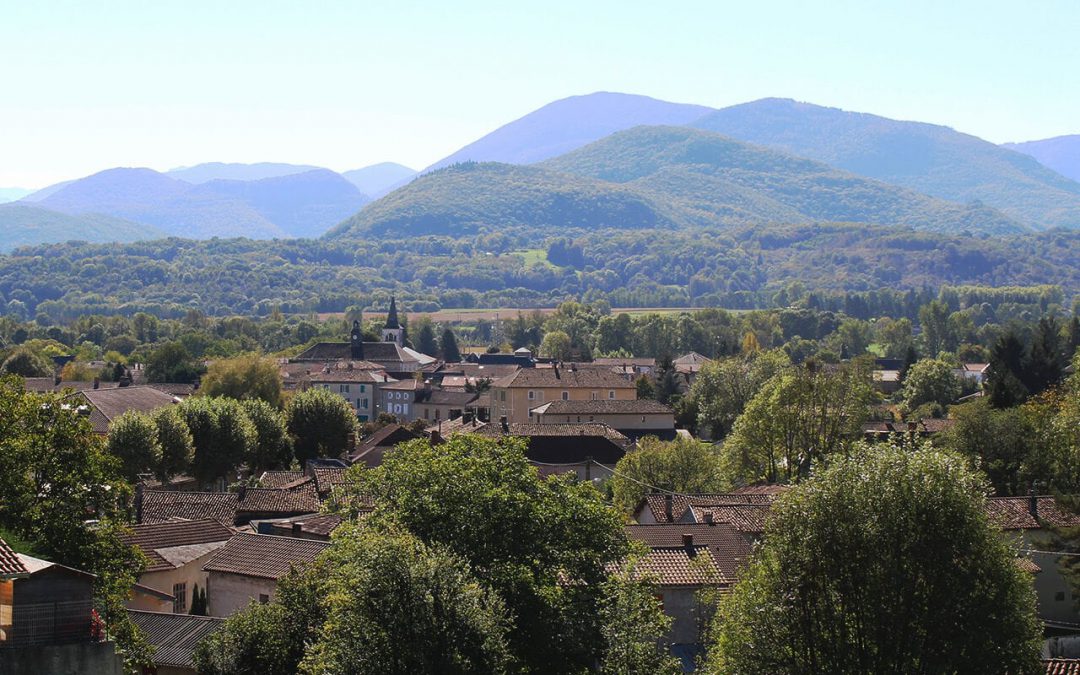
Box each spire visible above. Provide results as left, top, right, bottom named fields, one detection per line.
left=385, top=296, right=401, bottom=329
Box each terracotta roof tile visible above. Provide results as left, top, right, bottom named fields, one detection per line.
left=491, top=367, right=635, bottom=390
left=203, top=533, right=329, bottom=579
left=237, top=483, right=320, bottom=518
left=72, top=386, right=179, bottom=433
left=631, top=546, right=722, bottom=586
left=257, top=471, right=306, bottom=488
left=690, top=504, right=772, bottom=534
left=121, top=519, right=235, bottom=572
left=312, top=467, right=349, bottom=497
left=530, top=399, right=674, bottom=415
left=265, top=514, right=344, bottom=539
left=984, top=496, right=1080, bottom=530
left=637, top=492, right=779, bottom=523
left=626, top=523, right=751, bottom=582
left=1045, top=660, right=1080, bottom=675
left=0, top=538, right=29, bottom=578
left=140, top=490, right=238, bottom=526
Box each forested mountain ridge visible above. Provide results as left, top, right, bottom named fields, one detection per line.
left=327, top=161, right=681, bottom=239
left=1004, top=135, right=1080, bottom=183
left=690, top=98, right=1080, bottom=230
left=425, top=92, right=714, bottom=170
left=166, top=162, right=324, bottom=183
left=332, top=126, right=1023, bottom=239
left=539, top=126, right=1023, bottom=235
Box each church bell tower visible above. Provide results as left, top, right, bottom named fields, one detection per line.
left=350, top=319, right=364, bottom=360
left=382, top=297, right=404, bottom=345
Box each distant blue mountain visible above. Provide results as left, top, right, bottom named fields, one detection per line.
left=0, top=202, right=165, bottom=252
left=167, top=162, right=324, bottom=184
left=424, top=92, right=715, bottom=171
left=29, top=167, right=368, bottom=239
left=342, top=162, right=417, bottom=198
left=1004, top=135, right=1080, bottom=184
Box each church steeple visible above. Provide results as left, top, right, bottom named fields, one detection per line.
left=350, top=320, right=364, bottom=360
left=382, top=297, right=405, bottom=345
left=385, top=296, right=401, bottom=330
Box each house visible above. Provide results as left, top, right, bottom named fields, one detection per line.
left=235, top=481, right=321, bottom=525
left=1045, top=660, right=1080, bottom=674
left=476, top=421, right=631, bottom=479
left=120, top=519, right=234, bottom=614
left=348, top=423, right=423, bottom=467
left=289, top=361, right=392, bottom=422
left=263, top=514, right=344, bottom=541
left=872, top=369, right=902, bottom=394
left=127, top=610, right=224, bottom=675
left=378, top=378, right=424, bottom=420
left=624, top=523, right=751, bottom=647
left=592, top=357, right=656, bottom=378
left=984, top=495, right=1080, bottom=630
left=632, top=489, right=784, bottom=525
left=202, top=533, right=329, bottom=616
left=67, top=385, right=179, bottom=434
left=0, top=541, right=126, bottom=674
left=294, top=320, right=423, bottom=374
left=674, top=352, right=710, bottom=377
left=956, top=362, right=991, bottom=385
left=415, top=388, right=479, bottom=424
left=862, top=418, right=956, bottom=442
left=529, top=399, right=676, bottom=441
left=489, top=364, right=637, bottom=424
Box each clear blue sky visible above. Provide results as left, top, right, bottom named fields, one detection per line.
left=2, top=0, right=1078, bottom=187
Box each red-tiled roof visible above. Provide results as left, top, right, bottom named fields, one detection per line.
left=631, top=546, right=721, bottom=586
left=530, top=399, right=674, bottom=416
left=237, top=483, right=320, bottom=518
left=257, top=471, right=306, bottom=488
left=626, top=523, right=751, bottom=583
left=265, top=514, right=344, bottom=539
left=690, top=504, right=772, bottom=534
left=729, top=484, right=791, bottom=496
left=121, top=519, right=235, bottom=572
left=140, top=490, right=239, bottom=526
left=984, top=496, right=1080, bottom=530
left=1045, top=660, right=1080, bottom=675
left=0, top=538, right=29, bottom=578
left=637, top=492, right=778, bottom=523
left=73, top=386, right=178, bottom=433
left=203, top=533, right=329, bottom=580
left=312, top=467, right=349, bottom=497
left=491, top=367, right=635, bottom=390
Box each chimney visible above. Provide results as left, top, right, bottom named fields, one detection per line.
left=292, top=522, right=303, bottom=536
left=553, top=364, right=560, bottom=379
left=93, top=377, right=100, bottom=390
left=236, top=484, right=247, bottom=502
left=1029, top=486, right=1039, bottom=520
left=500, top=416, right=509, bottom=433
left=664, top=493, right=673, bottom=522
left=704, top=511, right=714, bottom=525
left=682, top=533, right=694, bottom=547
left=463, top=411, right=474, bottom=425
left=430, top=429, right=442, bottom=445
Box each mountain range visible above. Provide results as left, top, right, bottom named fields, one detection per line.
left=332, top=126, right=1022, bottom=239
left=1004, top=136, right=1080, bottom=184
left=3, top=92, right=1079, bottom=251
left=0, top=203, right=164, bottom=253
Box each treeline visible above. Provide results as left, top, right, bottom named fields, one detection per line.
left=3, top=223, right=1080, bottom=320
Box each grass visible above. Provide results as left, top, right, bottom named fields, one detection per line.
left=512, top=248, right=559, bottom=270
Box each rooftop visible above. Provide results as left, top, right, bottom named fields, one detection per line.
left=636, top=492, right=781, bottom=523
left=0, top=538, right=29, bottom=578
left=203, top=533, right=329, bottom=580
left=121, top=519, right=234, bottom=572
left=491, top=367, right=635, bottom=390
left=237, top=483, right=320, bottom=518
left=128, top=611, right=224, bottom=668
left=984, top=496, right=1080, bottom=530
left=531, top=399, right=673, bottom=416
left=626, top=523, right=751, bottom=583
left=140, top=490, right=239, bottom=526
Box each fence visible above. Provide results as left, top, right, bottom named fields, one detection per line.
left=3, top=600, right=95, bottom=647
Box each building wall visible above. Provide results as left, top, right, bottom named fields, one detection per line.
left=1021, top=530, right=1080, bottom=626
left=656, top=586, right=708, bottom=645
left=492, top=385, right=636, bottom=424
left=129, top=548, right=222, bottom=614
left=382, top=390, right=415, bottom=420
left=316, top=382, right=375, bottom=422
left=206, top=572, right=277, bottom=618
left=2, top=641, right=125, bottom=675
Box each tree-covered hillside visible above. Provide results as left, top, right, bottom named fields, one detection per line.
left=327, top=162, right=680, bottom=239
left=692, top=98, right=1080, bottom=230
left=0, top=203, right=166, bottom=253
left=540, top=126, right=1024, bottom=235
left=4, top=224, right=1080, bottom=320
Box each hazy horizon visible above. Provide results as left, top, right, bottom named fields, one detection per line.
left=3, top=0, right=1078, bottom=188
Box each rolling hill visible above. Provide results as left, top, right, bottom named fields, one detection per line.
left=0, top=203, right=165, bottom=252
left=326, top=161, right=679, bottom=239
left=1004, top=135, right=1080, bottom=183
left=424, top=92, right=714, bottom=171
left=690, top=98, right=1080, bottom=230
left=27, top=167, right=369, bottom=240
left=167, top=162, right=323, bottom=184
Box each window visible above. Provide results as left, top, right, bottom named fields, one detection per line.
left=362, top=399, right=368, bottom=409
left=360, top=385, right=366, bottom=393
left=259, top=594, right=270, bottom=604
left=561, top=391, right=569, bottom=401
left=528, top=390, right=535, bottom=400
left=500, top=391, right=506, bottom=402
left=1057, top=591, right=1067, bottom=602
left=590, top=391, right=598, bottom=400
left=424, top=409, right=429, bottom=419
left=173, top=583, right=187, bottom=613
left=608, top=390, right=615, bottom=399
left=340, top=384, right=350, bottom=394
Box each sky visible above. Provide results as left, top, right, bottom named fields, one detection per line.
left=2, top=0, right=1078, bottom=188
